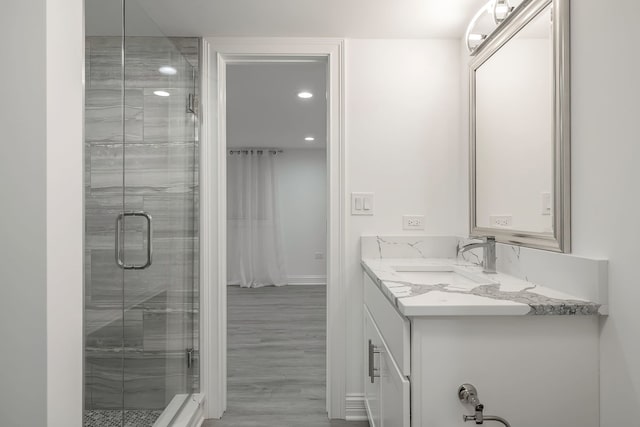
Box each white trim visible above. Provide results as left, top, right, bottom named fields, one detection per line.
left=345, top=393, right=368, bottom=421
left=200, top=38, right=227, bottom=419
left=287, top=275, right=327, bottom=286
left=200, top=37, right=346, bottom=420
left=153, top=393, right=205, bottom=427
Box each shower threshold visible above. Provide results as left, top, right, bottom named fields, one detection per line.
left=84, top=393, right=204, bottom=427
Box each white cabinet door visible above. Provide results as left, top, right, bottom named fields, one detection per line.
left=364, top=307, right=381, bottom=427
left=365, top=305, right=410, bottom=427
left=380, top=345, right=410, bottom=427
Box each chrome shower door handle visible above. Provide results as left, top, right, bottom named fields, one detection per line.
left=115, top=211, right=153, bottom=270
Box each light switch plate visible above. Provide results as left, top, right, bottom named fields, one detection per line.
left=351, top=192, right=374, bottom=215
left=403, top=215, right=425, bottom=230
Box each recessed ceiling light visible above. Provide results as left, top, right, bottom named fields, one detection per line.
left=304, top=137, right=315, bottom=142
left=158, top=66, right=177, bottom=75
left=153, top=90, right=170, bottom=97
left=298, top=91, right=313, bottom=99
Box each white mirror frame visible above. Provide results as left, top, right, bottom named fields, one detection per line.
left=469, top=0, right=571, bottom=252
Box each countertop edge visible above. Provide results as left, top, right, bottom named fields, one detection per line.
left=361, top=259, right=603, bottom=318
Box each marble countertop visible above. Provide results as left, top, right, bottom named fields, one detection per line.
left=362, top=257, right=603, bottom=317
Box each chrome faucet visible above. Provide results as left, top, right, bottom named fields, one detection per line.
left=457, top=236, right=497, bottom=274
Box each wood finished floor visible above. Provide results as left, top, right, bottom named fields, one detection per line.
left=203, top=285, right=368, bottom=427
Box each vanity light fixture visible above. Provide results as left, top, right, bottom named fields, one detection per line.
left=304, top=136, right=315, bottom=142
left=297, top=91, right=313, bottom=99
left=492, top=0, right=514, bottom=24
left=465, top=0, right=515, bottom=53
left=153, top=90, right=170, bottom=97
left=158, top=65, right=177, bottom=75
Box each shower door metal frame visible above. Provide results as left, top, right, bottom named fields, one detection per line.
left=200, top=37, right=346, bottom=420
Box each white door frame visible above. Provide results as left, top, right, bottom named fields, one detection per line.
left=200, top=37, right=347, bottom=420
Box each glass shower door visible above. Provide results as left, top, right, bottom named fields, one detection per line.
left=84, top=0, right=126, bottom=425
left=121, top=0, right=199, bottom=423
left=84, top=0, right=199, bottom=425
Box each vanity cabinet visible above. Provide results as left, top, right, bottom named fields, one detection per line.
left=363, top=272, right=600, bottom=427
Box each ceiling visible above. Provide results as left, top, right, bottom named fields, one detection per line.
left=226, top=62, right=327, bottom=150
left=129, top=0, right=489, bottom=38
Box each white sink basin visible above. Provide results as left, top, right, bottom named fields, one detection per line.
left=390, top=265, right=496, bottom=287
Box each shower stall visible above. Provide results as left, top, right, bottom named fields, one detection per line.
left=84, top=0, right=200, bottom=425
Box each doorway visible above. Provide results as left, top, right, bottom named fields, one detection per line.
left=225, top=61, right=328, bottom=423
left=200, top=39, right=347, bottom=421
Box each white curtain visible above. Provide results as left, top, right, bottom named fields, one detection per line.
left=227, top=150, right=288, bottom=287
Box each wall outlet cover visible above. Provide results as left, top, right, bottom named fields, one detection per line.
left=489, top=215, right=513, bottom=227
left=403, top=215, right=425, bottom=230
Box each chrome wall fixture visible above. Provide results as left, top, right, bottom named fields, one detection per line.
left=465, top=0, right=517, bottom=52
left=458, top=384, right=512, bottom=427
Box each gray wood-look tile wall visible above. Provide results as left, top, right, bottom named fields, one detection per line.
left=84, top=36, right=201, bottom=411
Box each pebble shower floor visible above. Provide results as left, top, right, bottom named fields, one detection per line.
left=84, top=410, right=163, bottom=427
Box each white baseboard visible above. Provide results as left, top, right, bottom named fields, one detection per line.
left=345, top=393, right=368, bottom=421
left=287, top=275, right=326, bottom=286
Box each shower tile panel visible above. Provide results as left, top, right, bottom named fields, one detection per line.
left=143, top=307, right=196, bottom=352
left=122, top=142, right=197, bottom=193
left=143, top=88, right=196, bottom=143
left=123, top=38, right=195, bottom=89
left=86, top=309, right=144, bottom=349
left=142, top=194, right=196, bottom=238
left=169, top=37, right=200, bottom=68
left=123, top=351, right=188, bottom=409
left=89, top=144, right=126, bottom=192
left=88, top=36, right=199, bottom=89
left=88, top=37, right=122, bottom=89
left=85, top=351, right=126, bottom=409
left=85, top=89, right=143, bottom=143
left=89, top=250, right=126, bottom=303
left=85, top=195, right=143, bottom=239
left=85, top=250, right=92, bottom=301
left=89, top=142, right=197, bottom=195
left=85, top=39, right=91, bottom=91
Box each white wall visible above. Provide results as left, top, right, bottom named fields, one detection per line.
left=570, top=0, right=640, bottom=424
left=0, top=0, right=84, bottom=426
left=0, top=2, right=48, bottom=425
left=276, top=149, right=327, bottom=284
left=345, top=39, right=464, bottom=400
left=46, top=0, right=84, bottom=425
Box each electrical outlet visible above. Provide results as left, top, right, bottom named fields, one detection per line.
left=314, top=252, right=325, bottom=260
left=489, top=215, right=513, bottom=227
left=403, top=215, right=425, bottom=230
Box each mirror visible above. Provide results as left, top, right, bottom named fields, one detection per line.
left=470, top=0, right=570, bottom=252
